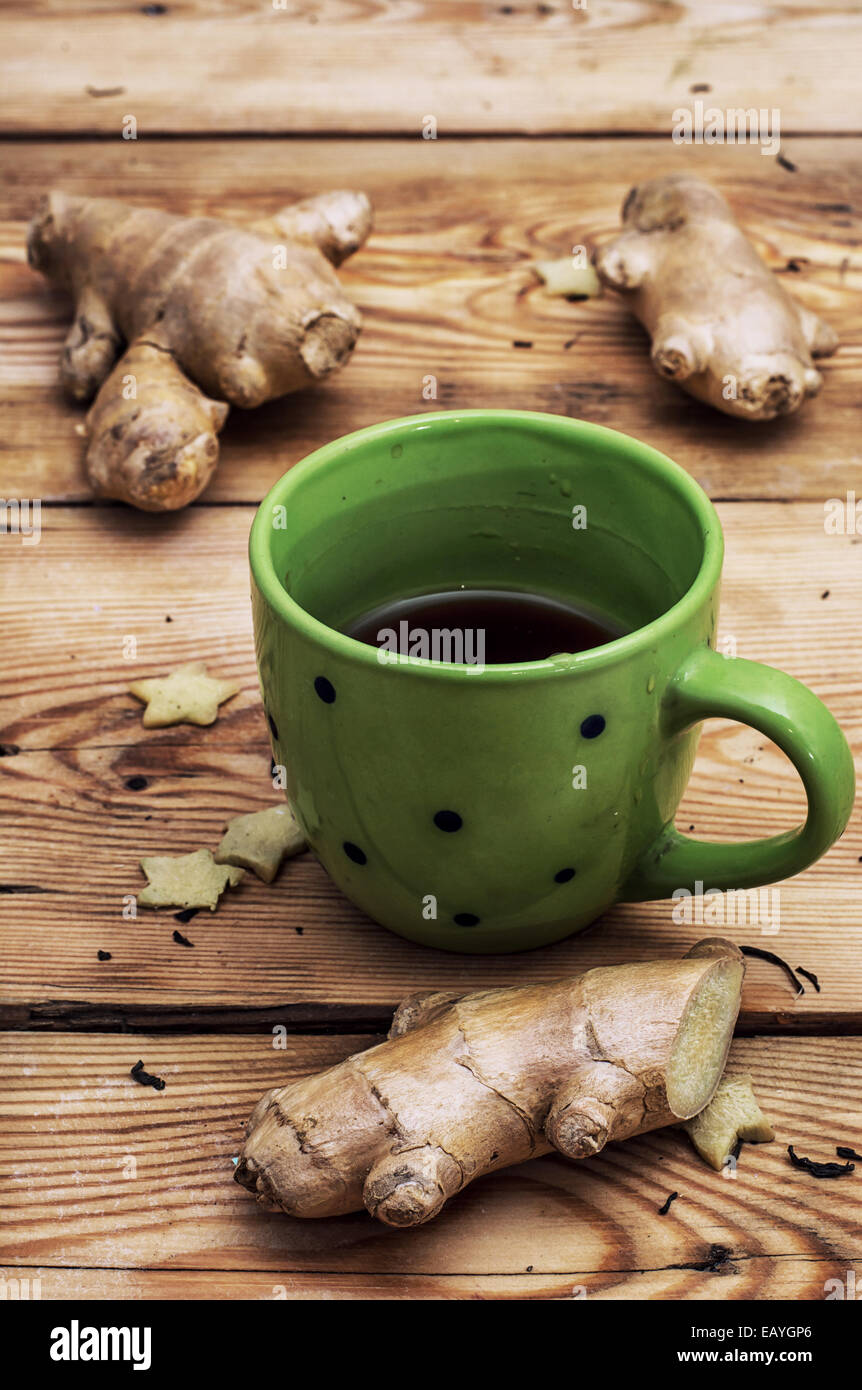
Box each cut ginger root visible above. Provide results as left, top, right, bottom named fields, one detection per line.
left=682, top=1073, right=775, bottom=1171
left=594, top=174, right=837, bottom=420
left=235, top=938, right=745, bottom=1228
left=27, top=188, right=372, bottom=510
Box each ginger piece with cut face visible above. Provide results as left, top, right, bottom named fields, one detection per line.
left=236, top=938, right=746, bottom=1228
left=27, top=189, right=372, bottom=510
left=595, top=174, right=837, bottom=420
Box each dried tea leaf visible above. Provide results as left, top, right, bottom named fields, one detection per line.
left=139, top=848, right=244, bottom=911
left=682, top=1074, right=775, bottom=1171
left=214, top=803, right=307, bottom=883
left=787, top=1146, right=854, bottom=1179
left=129, top=661, right=239, bottom=727
left=131, top=1059, right=166, bottom=1091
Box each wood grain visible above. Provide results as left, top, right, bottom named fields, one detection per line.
left=1, top=2, right=860, bottom=136
left=0, top=501, right=859, bottom=1027
left=1, top=1033, right=859, bottom=1300
left=3, top=879, right=861, bottom=1032
left=1, top=138, right=860, bottom=503
left=2, top=0, right=859, bottom=1307
left=1, top=504, right=858, bottom=748
left=1, top=1263, right=849, bottom=1301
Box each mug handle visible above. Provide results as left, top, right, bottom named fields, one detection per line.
left=621, top=644, right=855, bottom=901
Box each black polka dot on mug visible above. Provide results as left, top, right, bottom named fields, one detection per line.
left=580, top=714, right=606, bottom=739
left=434, top=810, right=463, bottom=832
left=554, top=867, right=576, bottom=883
left=454, top=912, right=480, bottom=927
left=343, top=841, right=366, bottom=865
left=314, top=676, right=336, bottom=704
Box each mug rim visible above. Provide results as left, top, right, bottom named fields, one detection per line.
left=249, top=409, right=724, bottom=682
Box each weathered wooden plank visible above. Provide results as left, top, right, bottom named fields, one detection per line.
left=1, top=501, right=858, bottom=1026
left=1, top=138, right=860, bottom=503
left=2, top=503, right=857, bottom=747
left=1, top=1034, right=859, bottom=1302
left=0, top=1262, right=849, bottom=1301
left=1, top=1, right=860, bottom=136
left=2, top=881, right=860, bottom=1032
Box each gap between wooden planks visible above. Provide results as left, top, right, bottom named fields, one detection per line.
left=1, top=0, right=860, bottom=136
left=1, top=138, right=860, bottom=504
left=0, top=502, right=859, bottom=1029
left=0, top=1033, right=859, bottom=1300
left=0, top=1264, right=849, bottom=1302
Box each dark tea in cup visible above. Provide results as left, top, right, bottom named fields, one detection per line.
left=343, top=587, right=625, bottom=665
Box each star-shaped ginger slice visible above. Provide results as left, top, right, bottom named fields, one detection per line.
left=129, top=661, right=239, bottom=727
left=215, top=803, right=307, bottom=883
left=138, top=848, right=245, bottom=911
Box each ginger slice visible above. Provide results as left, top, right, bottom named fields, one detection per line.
left=533, top=257, right=601, bottom=298
left=682, top=1074, right=776, bottom=1171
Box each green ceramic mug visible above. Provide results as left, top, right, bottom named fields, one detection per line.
left=249, top=410, right=854, bottom=954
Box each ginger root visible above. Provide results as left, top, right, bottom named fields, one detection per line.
left=27, top=189, right=372, bottom=510
left=594, top=174, right=837, bottom=420
left=236, top=938, right=744, bottom=1228
left=682, top=1073, right=775, bottom=1171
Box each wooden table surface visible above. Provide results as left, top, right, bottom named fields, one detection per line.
left=1, top=2, right=860, bottom=1301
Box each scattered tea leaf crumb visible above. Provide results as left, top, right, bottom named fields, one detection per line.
left=174, top=907, right=200, bottom=924
left=126, top=775, right=148, bottom=791
left=172, top=929, right=194, bottom=948
left=129, top=661, right=239, bottom=728
left=837, top=1146, right=862, bottom=1162
left=658, top=1191, right=679, bottom=1215
left=777, top=153, right=797, bottom=172
left=787, top=1145, right=854, bottom=1178
left=139, top=848, right=244, bottom=911
left=740, top=945, right=805, bottom=996
left=512, top=340, right=533, bottom=348
left=131, top=1059, right=165, bottom=1091
left=795, top=965, right=820, bottom=992
left=97, top=949, right=112, bottom=961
